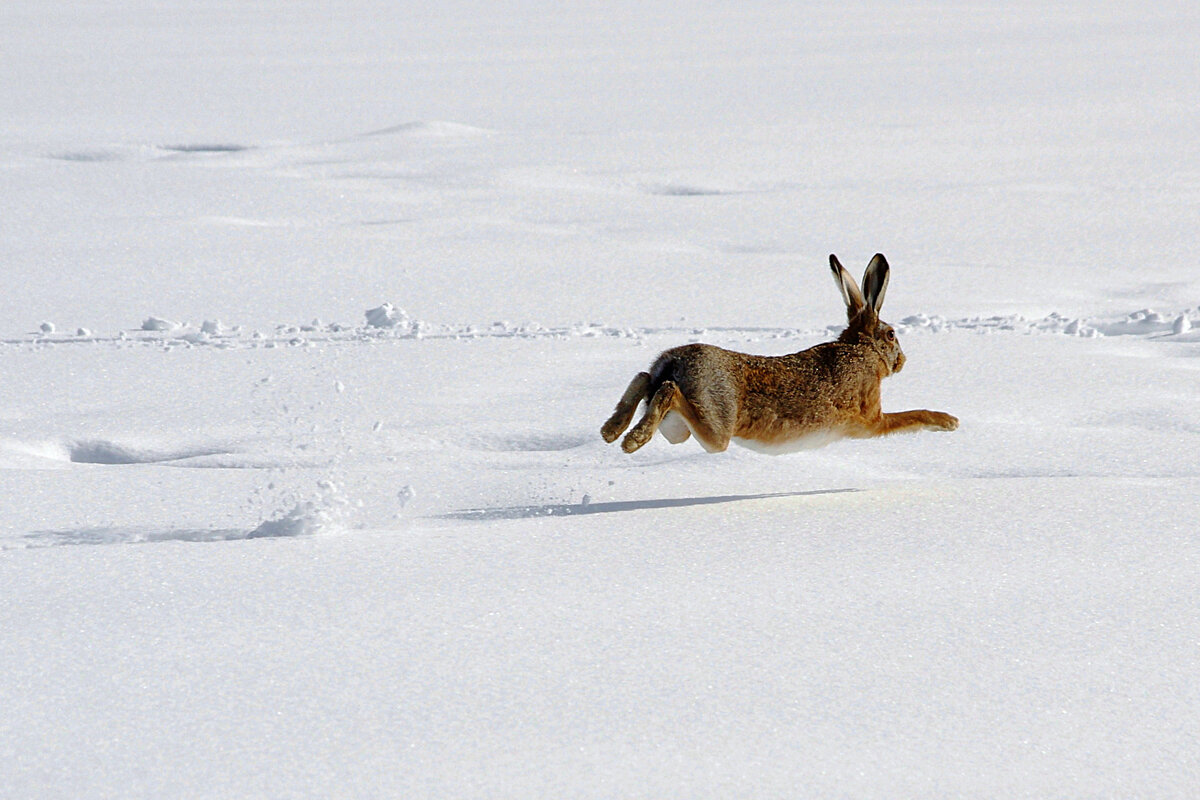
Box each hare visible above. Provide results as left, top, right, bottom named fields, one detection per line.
left=601, top=253, right=958, bottom=454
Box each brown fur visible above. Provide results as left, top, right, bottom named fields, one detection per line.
left=601, top=254, right=959, bottom=454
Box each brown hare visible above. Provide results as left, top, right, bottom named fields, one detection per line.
left=601, top=254, right=958, bottom=454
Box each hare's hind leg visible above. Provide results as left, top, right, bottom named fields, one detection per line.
left=663, top=388, right=732, bottom=453
left=622, top=381, right=731, bottom=454
left=622, top=380, right=678, bottom=453
left=601, top=372, right=651, bottom=443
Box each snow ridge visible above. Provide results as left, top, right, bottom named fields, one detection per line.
left=10, top=306, right=1200, bottom=351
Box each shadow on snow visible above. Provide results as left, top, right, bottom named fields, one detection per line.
left=440, top=488, right=858, bottom=521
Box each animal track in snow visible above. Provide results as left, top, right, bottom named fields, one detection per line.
left=466, top=432, right=594, bottom=453
left=359, top=120, right=496, bottom=139
left=160, top=143, right=249, bottom=154
left=48, top=143, right=251, bottom=164
left=640, top=181, right=740, bottom=197
left=64, top=440, right=233, bottom=465
left=49, top=149, right=126, bottom=163
left=17, top=526, right=253, bottom=548
left=9, top=482, right=349, bottom=549
left=0, top=439, right=236, bottom=467
left=6, top=307, right=1199, bottom=353
left=13, top=518, right=328, bottom=548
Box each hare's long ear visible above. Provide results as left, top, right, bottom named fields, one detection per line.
left=861, top=253, right=890, bottom=313
left=830, top=254, right=866, bottom=318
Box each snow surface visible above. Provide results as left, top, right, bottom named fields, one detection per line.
left=2, top=1, right=1200, bottom=797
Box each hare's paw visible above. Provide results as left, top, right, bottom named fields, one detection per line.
left=621, top=425, right=653, bottom=453
left=601, top=403, right=638, bottom=442
left=927, top=412, right=958, bottom=431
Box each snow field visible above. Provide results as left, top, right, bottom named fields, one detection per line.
left=3, top=0, right=1200, bottom=795
left=3, top=2, right=1200, bottom=337
left=3, top=471, right=1198, bottom=796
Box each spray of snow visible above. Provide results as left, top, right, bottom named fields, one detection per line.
left=247, top=480, right=350, bottom=539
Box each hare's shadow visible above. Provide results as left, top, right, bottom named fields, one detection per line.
left=440, top=488, right=857, bottom=521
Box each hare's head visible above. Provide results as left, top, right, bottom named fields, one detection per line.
left=830, top=253, right=906, bottom=375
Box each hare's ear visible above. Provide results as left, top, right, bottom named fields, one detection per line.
left=830, top=254, right=866, bottom=317
left=862, top=253, right=890, bottom=313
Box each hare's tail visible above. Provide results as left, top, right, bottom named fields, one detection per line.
left=646, top=352, right=679, bottom=391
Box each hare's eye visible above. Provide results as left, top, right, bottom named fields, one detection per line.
left=885, top=329, right=896, bottom=341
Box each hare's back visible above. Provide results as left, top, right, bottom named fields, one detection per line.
left=652, top=343, right=750, bottom=387
left=648, top=343, right=749, bottom=418
left=654, top=343, right=834, bottom=400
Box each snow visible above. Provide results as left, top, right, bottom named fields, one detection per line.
left=2, top=0, right=1200, bottom=797
left=363, top=303, right=409, bottom=329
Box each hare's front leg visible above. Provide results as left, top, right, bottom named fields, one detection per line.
left=876, top=409, right=959, bottom=435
